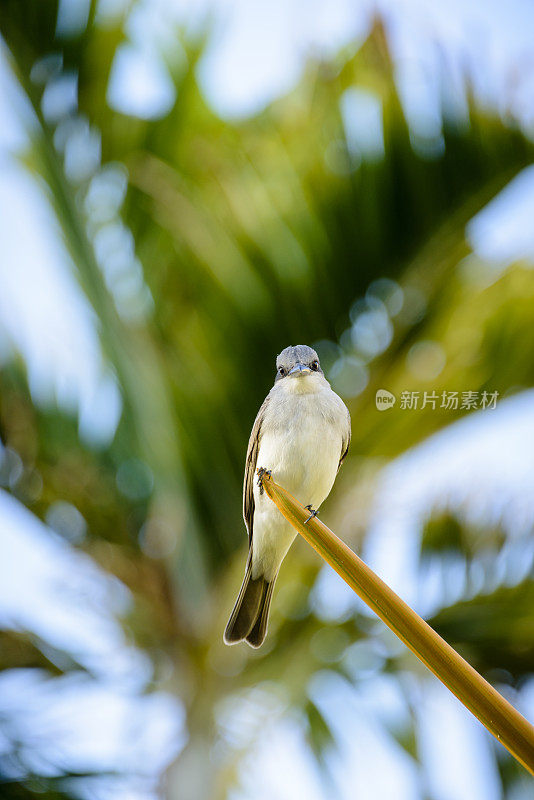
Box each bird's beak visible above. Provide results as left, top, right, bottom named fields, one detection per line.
left=289, top=362, right=312, bottom=376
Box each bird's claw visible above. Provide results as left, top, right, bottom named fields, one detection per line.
left=304, top=504, right=318, bottom=524
left=256, top=467, right=272, bottom=494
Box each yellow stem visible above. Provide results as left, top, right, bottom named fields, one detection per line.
left=260, top=472, right=534, bottom=774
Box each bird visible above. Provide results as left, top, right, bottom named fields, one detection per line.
left=224, top=344, right=351, bottom=648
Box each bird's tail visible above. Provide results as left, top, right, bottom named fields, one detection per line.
left=224, top=557, right=276, bottom=648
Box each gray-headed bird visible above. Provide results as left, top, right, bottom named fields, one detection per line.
left=224, top=345, right=351, bottom=648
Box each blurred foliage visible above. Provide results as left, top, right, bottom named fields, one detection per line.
left=1, top=1, right=534, bottom=798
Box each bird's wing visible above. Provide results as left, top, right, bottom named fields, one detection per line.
left=243, top=395, right=270, bottom=547
left=338, top=407, right=351, bottom=471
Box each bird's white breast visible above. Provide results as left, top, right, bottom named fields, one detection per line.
left=251, top=374, right=348, bottom=579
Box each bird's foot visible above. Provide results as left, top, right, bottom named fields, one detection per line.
left=256, top=467, right=272, bottom=494
left=304, top=505, right=319, bottom=524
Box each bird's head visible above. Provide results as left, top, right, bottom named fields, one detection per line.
left=274, top=345, right=324, bottom=392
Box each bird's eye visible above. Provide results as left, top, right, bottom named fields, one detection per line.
left=278, top=367, right=286, bottom=376
left=311, top=360, right=319, bottom=371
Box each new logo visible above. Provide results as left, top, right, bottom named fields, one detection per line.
left=376, top=389, right=396, bottom=411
